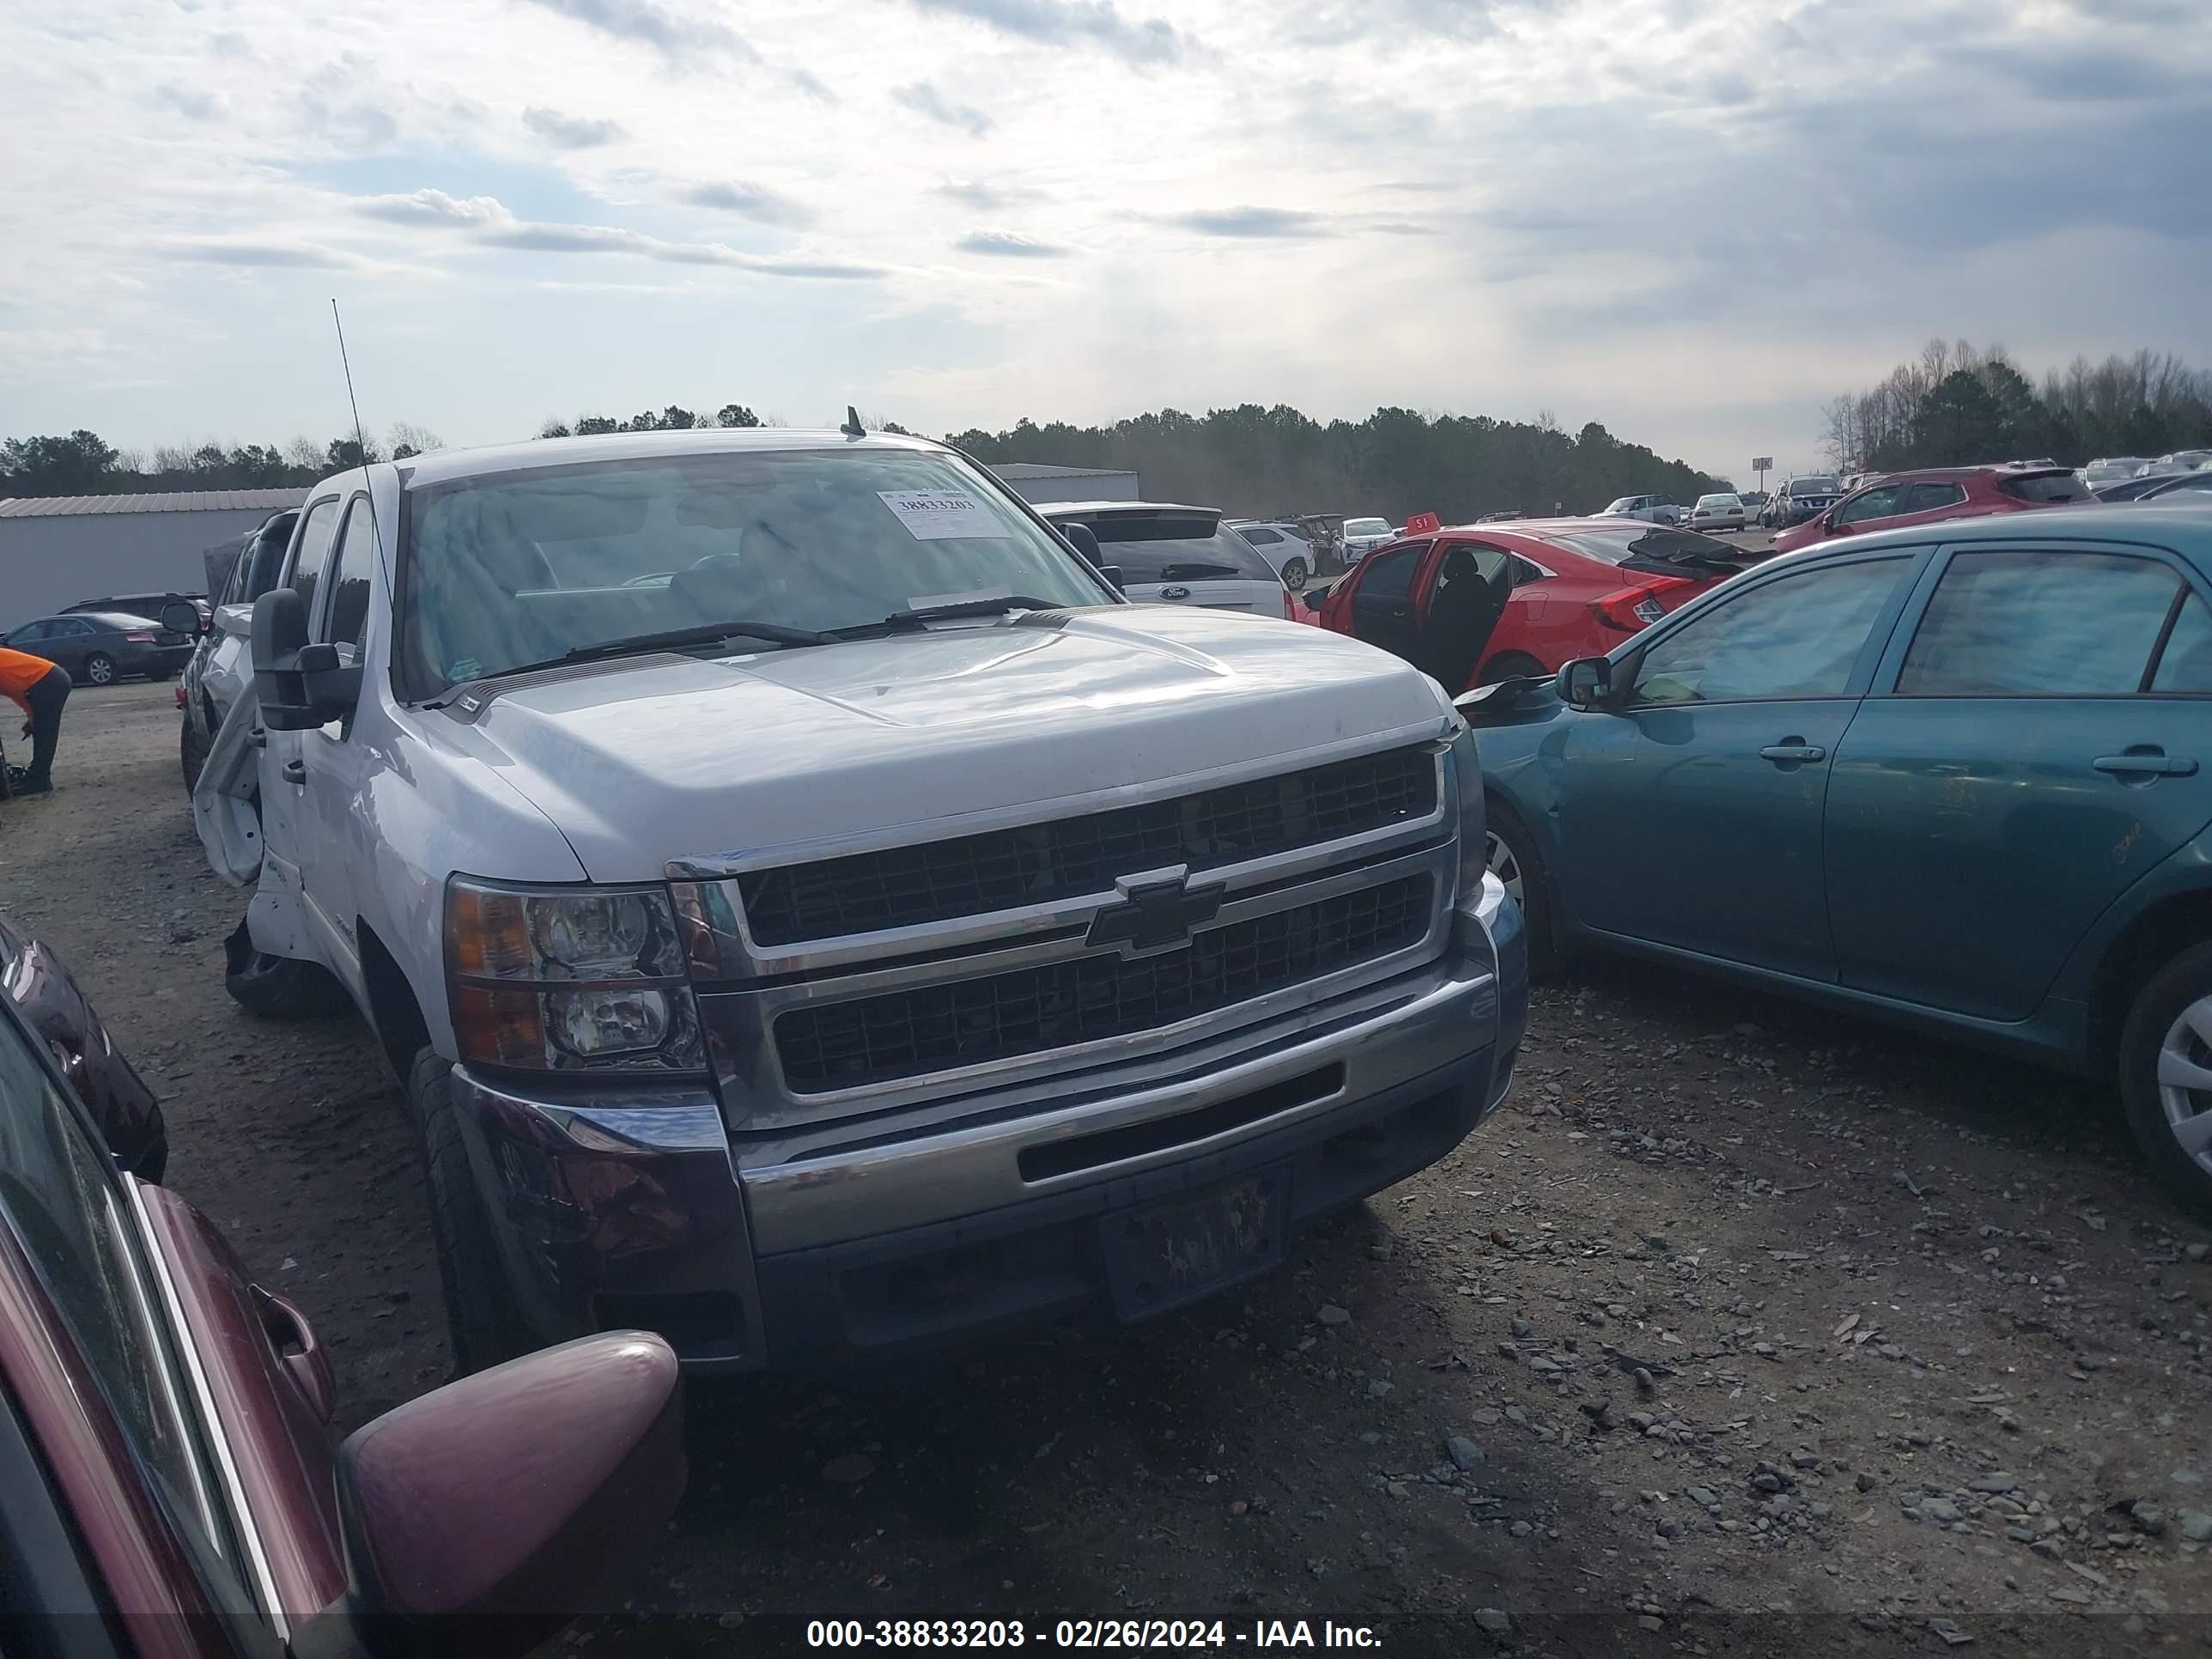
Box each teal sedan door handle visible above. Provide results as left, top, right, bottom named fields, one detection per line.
left=1759, top=742, right=1827, bottom=766
left=2094, top=750, right=2198, bottom=779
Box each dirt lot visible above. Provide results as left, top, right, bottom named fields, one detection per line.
left=9, top=681, right=2212, bottom=1656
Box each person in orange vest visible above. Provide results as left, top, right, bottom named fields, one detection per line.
left=0, top=646, right=70, bottom=797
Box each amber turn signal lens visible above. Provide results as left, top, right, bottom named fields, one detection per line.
left=448, top=886, right=534, bottom=980
left=451, top=985, right=550, bottom=1068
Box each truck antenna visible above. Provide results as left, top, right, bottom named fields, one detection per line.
left=841, top=404, right=866, bottom=439
left=331, top=298, right=388, bottom=583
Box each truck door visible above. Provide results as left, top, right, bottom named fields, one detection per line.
left=253, top=496, right=342, bottom=958
left=290, top=494, right=380, bottom=990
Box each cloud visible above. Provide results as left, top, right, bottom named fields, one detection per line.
left=893, top=82, right=994, bottom=137
left=937, top=180, right=1025, bottom=210
left=1160, top=206, right=1329, bottom=239
left=905, top=0, right=1191, bottom=64
left=156, top=84, right=222, bottom=121
left=346, top=190, right=884, bottom=277
left=790, top=68, right=837, bottom=102
left=684, top=179, right=816, bottom=228
left=521, top=106, right=626, bottom=148
left=514, top=0, right=757, bottom=62
left=1291, top=0, right=1505, bottom=45
left=356, top=189, right=509, bottom=226
left=956, top=230, right=1071, bottom=258
left=169, top=240, right=382, bottom=270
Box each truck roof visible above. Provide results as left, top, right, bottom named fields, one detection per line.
left=315, top=426, right=946, bottom=497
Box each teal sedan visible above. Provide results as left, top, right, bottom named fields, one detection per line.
left=1462, top=504, right=2212, bottom=1210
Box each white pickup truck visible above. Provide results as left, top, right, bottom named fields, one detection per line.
left=192, top=427, right=1525, bottom=1375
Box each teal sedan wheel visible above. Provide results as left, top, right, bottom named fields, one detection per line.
left=1484, top=798, right=1561, bottom=975
left=1484, top=829, right=1524, bottom=908
left=2121, top=944, right=2212, bottom=1218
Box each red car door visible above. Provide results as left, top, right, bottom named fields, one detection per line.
left=1406, top=539, right=1512, bottom=691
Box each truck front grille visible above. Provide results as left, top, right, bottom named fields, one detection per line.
left=738, top=746, right=1437, bottom=946
left=774, top=874, right=1432, bottom=1091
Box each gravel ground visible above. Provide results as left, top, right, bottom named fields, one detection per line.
left=7, top=681, right=2212, bottom=1657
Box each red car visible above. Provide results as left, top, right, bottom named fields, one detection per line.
left=1309, top=515, right=1770, bottom=690
left=1771, top=465, right=2093, bottom=554
left=0, top=984, right=684, bottom=1659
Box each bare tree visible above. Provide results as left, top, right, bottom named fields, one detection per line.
left=387, top=420, right=443, bottom=458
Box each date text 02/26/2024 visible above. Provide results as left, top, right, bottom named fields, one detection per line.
left=805, top=1621, right=1383, bottom=1650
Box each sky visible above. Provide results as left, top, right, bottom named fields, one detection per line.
left=3, top=0, right=2208, bottom=483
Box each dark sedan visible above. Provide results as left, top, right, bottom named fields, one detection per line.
left=1, top=610, right=195, bottom=685
left=0, top=980, right=686, bottom=1659
left=0, top=909, right=165, bottom=1177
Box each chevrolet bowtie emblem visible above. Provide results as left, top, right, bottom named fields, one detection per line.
left=1085, top=867, right=1226, bottom=957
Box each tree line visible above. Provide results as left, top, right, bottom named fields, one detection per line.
left=946, top=405, right=1723, bottom=521
left=4, top=399, right=1720, bottom=516
left=0, top=423, right=446, bottom=497
left=1822, top=341, right=2212, bottom=473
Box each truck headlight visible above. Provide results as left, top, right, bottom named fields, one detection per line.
left=1449, top=726, right=1488, bottom=902
left=446, top=878, right=703, bottom=1073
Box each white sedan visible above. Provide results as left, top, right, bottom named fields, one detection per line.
left=1687, top=492, right=1748, bottom=532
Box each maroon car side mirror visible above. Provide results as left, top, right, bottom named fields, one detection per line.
left=293, top=1333, right=684, bottom=1659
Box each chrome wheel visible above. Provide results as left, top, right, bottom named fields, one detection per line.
left=1279, top=558, right=1309, bottom=592
left=2159, top=994, right=2212, bottom=1171
left=1484, top=829, right=1524, bottom=906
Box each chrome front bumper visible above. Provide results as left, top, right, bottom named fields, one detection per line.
left=451, top=872, right=1525, bottom=1371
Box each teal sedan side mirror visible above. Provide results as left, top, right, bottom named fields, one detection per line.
left=1560, top=657, right=1612, bottom=708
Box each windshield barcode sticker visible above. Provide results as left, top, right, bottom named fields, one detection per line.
left=878, top=489, right=1009, bottom=541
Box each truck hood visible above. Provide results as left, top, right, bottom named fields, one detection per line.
left=436, top=609, right=1456, bottom=882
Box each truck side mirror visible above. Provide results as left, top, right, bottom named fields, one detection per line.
left=253, top=589, right=361, bottom=732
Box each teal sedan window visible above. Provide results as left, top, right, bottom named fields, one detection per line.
left=2153, top=593, right=2212, bottom=693
left=1899, top=551, right=2180, bottom=696
left=1629, top=557, right=1907, bottom=706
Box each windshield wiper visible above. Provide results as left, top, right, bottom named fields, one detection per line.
left=830, top=596, right=1065, bottom=636
left=488, top=619, right=835, bottom=680
left=1155, top=562, right=1243, bottom=581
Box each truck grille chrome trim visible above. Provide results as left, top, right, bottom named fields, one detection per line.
left=775, top=875, right=1432, bottom=1091
left=737, top=745, right=1437, bottom=946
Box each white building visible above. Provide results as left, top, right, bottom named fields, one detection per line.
left=987, top=463, right=1140, bottom=504
left=0, top=489, right=303, bottom=628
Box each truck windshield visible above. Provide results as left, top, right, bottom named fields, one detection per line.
left=398, top=447, right=1111, bottom=694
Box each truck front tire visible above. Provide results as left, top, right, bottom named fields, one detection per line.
left=410, top=1048, right=536, bottom=1376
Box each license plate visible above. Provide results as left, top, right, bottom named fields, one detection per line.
left=1102, top=1168, right=1290, bottom=1320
